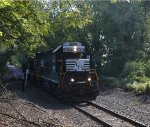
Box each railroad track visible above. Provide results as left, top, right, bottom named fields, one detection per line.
left=39, top=86, right=148, bottom=127
left=71, top=101, right=148, bottom=127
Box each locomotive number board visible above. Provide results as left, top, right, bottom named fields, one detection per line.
left=63, top=46, right=85, bottom=52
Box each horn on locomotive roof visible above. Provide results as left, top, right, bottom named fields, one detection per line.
left=63, top=42, right=82, bottom=46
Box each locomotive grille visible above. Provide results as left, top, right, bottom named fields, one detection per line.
left=66, top=59, right=90, bottom=71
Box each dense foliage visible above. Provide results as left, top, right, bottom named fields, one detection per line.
left=0, top=0, right=150, bottom=93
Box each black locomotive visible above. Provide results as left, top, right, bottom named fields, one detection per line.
left=28, top=42, right=99, bottom=100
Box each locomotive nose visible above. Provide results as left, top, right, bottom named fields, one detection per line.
left=66, top=59, right=90, bottom=72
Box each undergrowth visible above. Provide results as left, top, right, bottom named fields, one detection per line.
left=127, top=81, right=150, bottom=94
left=101, top=76, right=150, bottom=94
left=101, top=61, right=150, bottom=94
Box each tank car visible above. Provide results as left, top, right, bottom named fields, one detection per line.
left=28, top=42, right=99, bottom=100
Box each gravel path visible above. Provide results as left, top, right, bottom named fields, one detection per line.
left=94, top=88, right=150, bottom=126
left=0, top=80, right=103, bottom=127
left=17, top=87, right=103, bottom=127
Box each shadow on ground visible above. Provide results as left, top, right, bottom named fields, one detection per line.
left=5, top=79, right=71, bottom=111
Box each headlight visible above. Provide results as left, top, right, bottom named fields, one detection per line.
left=70, top=78, right=74, bottom=82
left=73, top=46, right=77, bottom=52
left=88, top=77, right=91, bottom=82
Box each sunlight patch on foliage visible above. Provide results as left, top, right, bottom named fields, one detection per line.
left=0, top=0, right=11, bottom=7
left=0, top=32, right=2, bottom=36
left=127, top=81, right=150, bottom=94
left=111, top=0, right=118, bottom=3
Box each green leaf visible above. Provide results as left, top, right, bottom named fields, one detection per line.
left=0, top=32, right=2, bottom=36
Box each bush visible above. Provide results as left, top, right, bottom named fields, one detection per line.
left=100, top=60, right=150, bottom=94
left=101, top=76, right=127, bottom=87
left=126, top=81, right=150, bottom=94
left=145, top=82, right=150, bottom=94
left=102, top=57, right=125, bottom=77
left=119, top=61, right=148, bottom=82
left=145, top=60, right=150, bottom=77
left=128, top=75, right=150, bottom=83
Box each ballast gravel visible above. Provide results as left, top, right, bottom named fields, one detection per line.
left=17, top=88, right=103, bottom=127
left=94, top=88, right=150, bottom=126
left=0, top=81, right=103, bottom=127
left=80, top=104, right=135, bottom=127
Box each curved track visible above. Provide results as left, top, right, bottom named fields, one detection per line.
left=87, top=101, right=148, bottom=127
left=71, top=101, right=148, bottom=127
left=71, top=103, right=112, bottom=127
left=34, top=84, right=148, bottom=127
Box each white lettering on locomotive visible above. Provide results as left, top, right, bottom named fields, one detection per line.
left=66, top=59, right=90, bottom=71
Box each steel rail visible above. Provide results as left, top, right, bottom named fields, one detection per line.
left=70, top=103, right=112, bottom=127
left=40, top=87, right=112, bottom=127
left=87, top=101, right=148, bottom=127
left=36, top=85, right=148, bottom=127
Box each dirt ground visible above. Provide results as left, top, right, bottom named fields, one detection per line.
left=0, top=66, right=102, bottom=127
left=0, top=80, right=67, bottom=127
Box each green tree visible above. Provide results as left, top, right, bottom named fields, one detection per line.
left=43, top=0, right=92, bottom=47
left=0, top=0, right=49, bottom=75
left=85, top=1, right=148, bottom=76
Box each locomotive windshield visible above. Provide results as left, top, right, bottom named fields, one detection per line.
left=64, top=52, right=88, bottom=59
